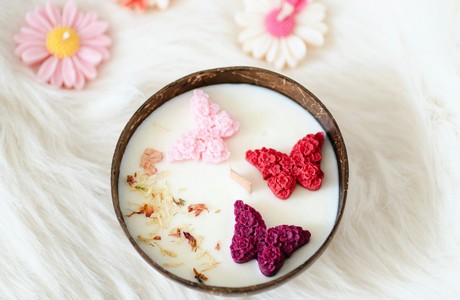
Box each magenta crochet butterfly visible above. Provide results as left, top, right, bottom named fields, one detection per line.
left=167, top=89, right=240, bottom=163
left=246, top=132, right=325, bottom=199
left=230, top=200, right=311, bottom=277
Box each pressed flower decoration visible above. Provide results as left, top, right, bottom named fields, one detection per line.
left=118, top=0, right=170, bottom=11
left=235, top=0, right=327, bottom=69
left=14, top=1, right=111, bottom=89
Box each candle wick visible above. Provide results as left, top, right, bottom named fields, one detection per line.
left=63, top=31, right=70, bottom=41
left=276, top=2, right=295, bottom=22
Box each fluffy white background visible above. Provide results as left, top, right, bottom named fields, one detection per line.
left=1, top=0, right=460, bottom=298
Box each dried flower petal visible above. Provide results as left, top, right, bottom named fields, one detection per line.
left=168, top=228, right=182, bottom=238
left=173, top=197, right=186, bottom=206
left=126, top=204, right=155, bottom=218
left=188, top=203, right=209, bottom=217
left=153, top=236, right=161, bottom=241
left=193, top=268, right=208, bottom=283
left=141, top=148, right=163, bottom=176
left=127, top=175, right=136, bottom=186
left=183, top=232, right=197, bottom=251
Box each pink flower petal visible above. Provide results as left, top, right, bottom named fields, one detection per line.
left=25, top=10, right=51, bottom=33
left=19, top=26, right=46, bottom=40
left=74, top=69, right=86, bottom=90
left=50, top=60, right=63, bottom=88
left=91, top=47, right=110, bottom=60
left=14, top=32, right=43, bottom=44
left=45, top=2, right=61, bottom=26
left=37, top=56, right=59, bottom=83
left=77, top=46, right=102, bottom=65
left=62, top=0, right=78, bottom=27
left=62, top=57, right=77, bottom=88
left=79, top=21, right=108, bottom=39
left=74, top=12, right=97, bottom=32
left=21, top=46, right=50, bottom=65
left=81, top=35, right=112, bottom=48
left=15, top=41, right=45, bottom=57
left=72, top=55, right=97, bottom=79
left=72, top=12, right=85, bottom=31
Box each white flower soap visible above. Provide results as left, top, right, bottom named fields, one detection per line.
left=118, top=83, right=339, bottom=287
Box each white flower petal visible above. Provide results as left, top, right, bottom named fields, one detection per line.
left=308, top=21, right=328, bottom=34
left=242, top=39, right=256, bottom=54
left=274, top=46, right=287, bottom=69
left=295, top=26, right=324, bottom=46
left=286, top=35, right=306, bottom=60
left=281, top=38, right=299, bottom=68
left=252, top=34, right=272, bottom=59
left=239, top=25, right=265, bottom=43
left=266, top=38, right=280, bottom=64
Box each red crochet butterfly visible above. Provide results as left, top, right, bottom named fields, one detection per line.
left=230, top=200, right=311, bottom=277
left=246, top=132, right=325, bottom=199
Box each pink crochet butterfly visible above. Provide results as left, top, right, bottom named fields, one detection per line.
left=167, top=89, right=239, bottom=163
left=246, top=132, right=324, bottom=199
left=230, top=200, right=311, bottom=277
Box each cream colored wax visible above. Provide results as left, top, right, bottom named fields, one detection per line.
left=118, top=84, right=339, bottom=287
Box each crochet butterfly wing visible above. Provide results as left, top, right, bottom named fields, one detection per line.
left=230, top=200, right=311, bottom=277
left=246, top=132, right=325, bottom=199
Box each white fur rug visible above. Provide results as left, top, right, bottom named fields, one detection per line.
left=1, top=0, right=460, bottom=298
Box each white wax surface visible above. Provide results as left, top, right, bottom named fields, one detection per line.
left=118, top=84, right=339, bottom=287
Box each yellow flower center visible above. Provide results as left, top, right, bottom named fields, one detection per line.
left=46, top=26, right=80, bottom=59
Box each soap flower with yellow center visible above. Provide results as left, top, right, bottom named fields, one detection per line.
left=235, top=0, right=327, bottom=69
left=14, top=0, right=111, bottom=89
